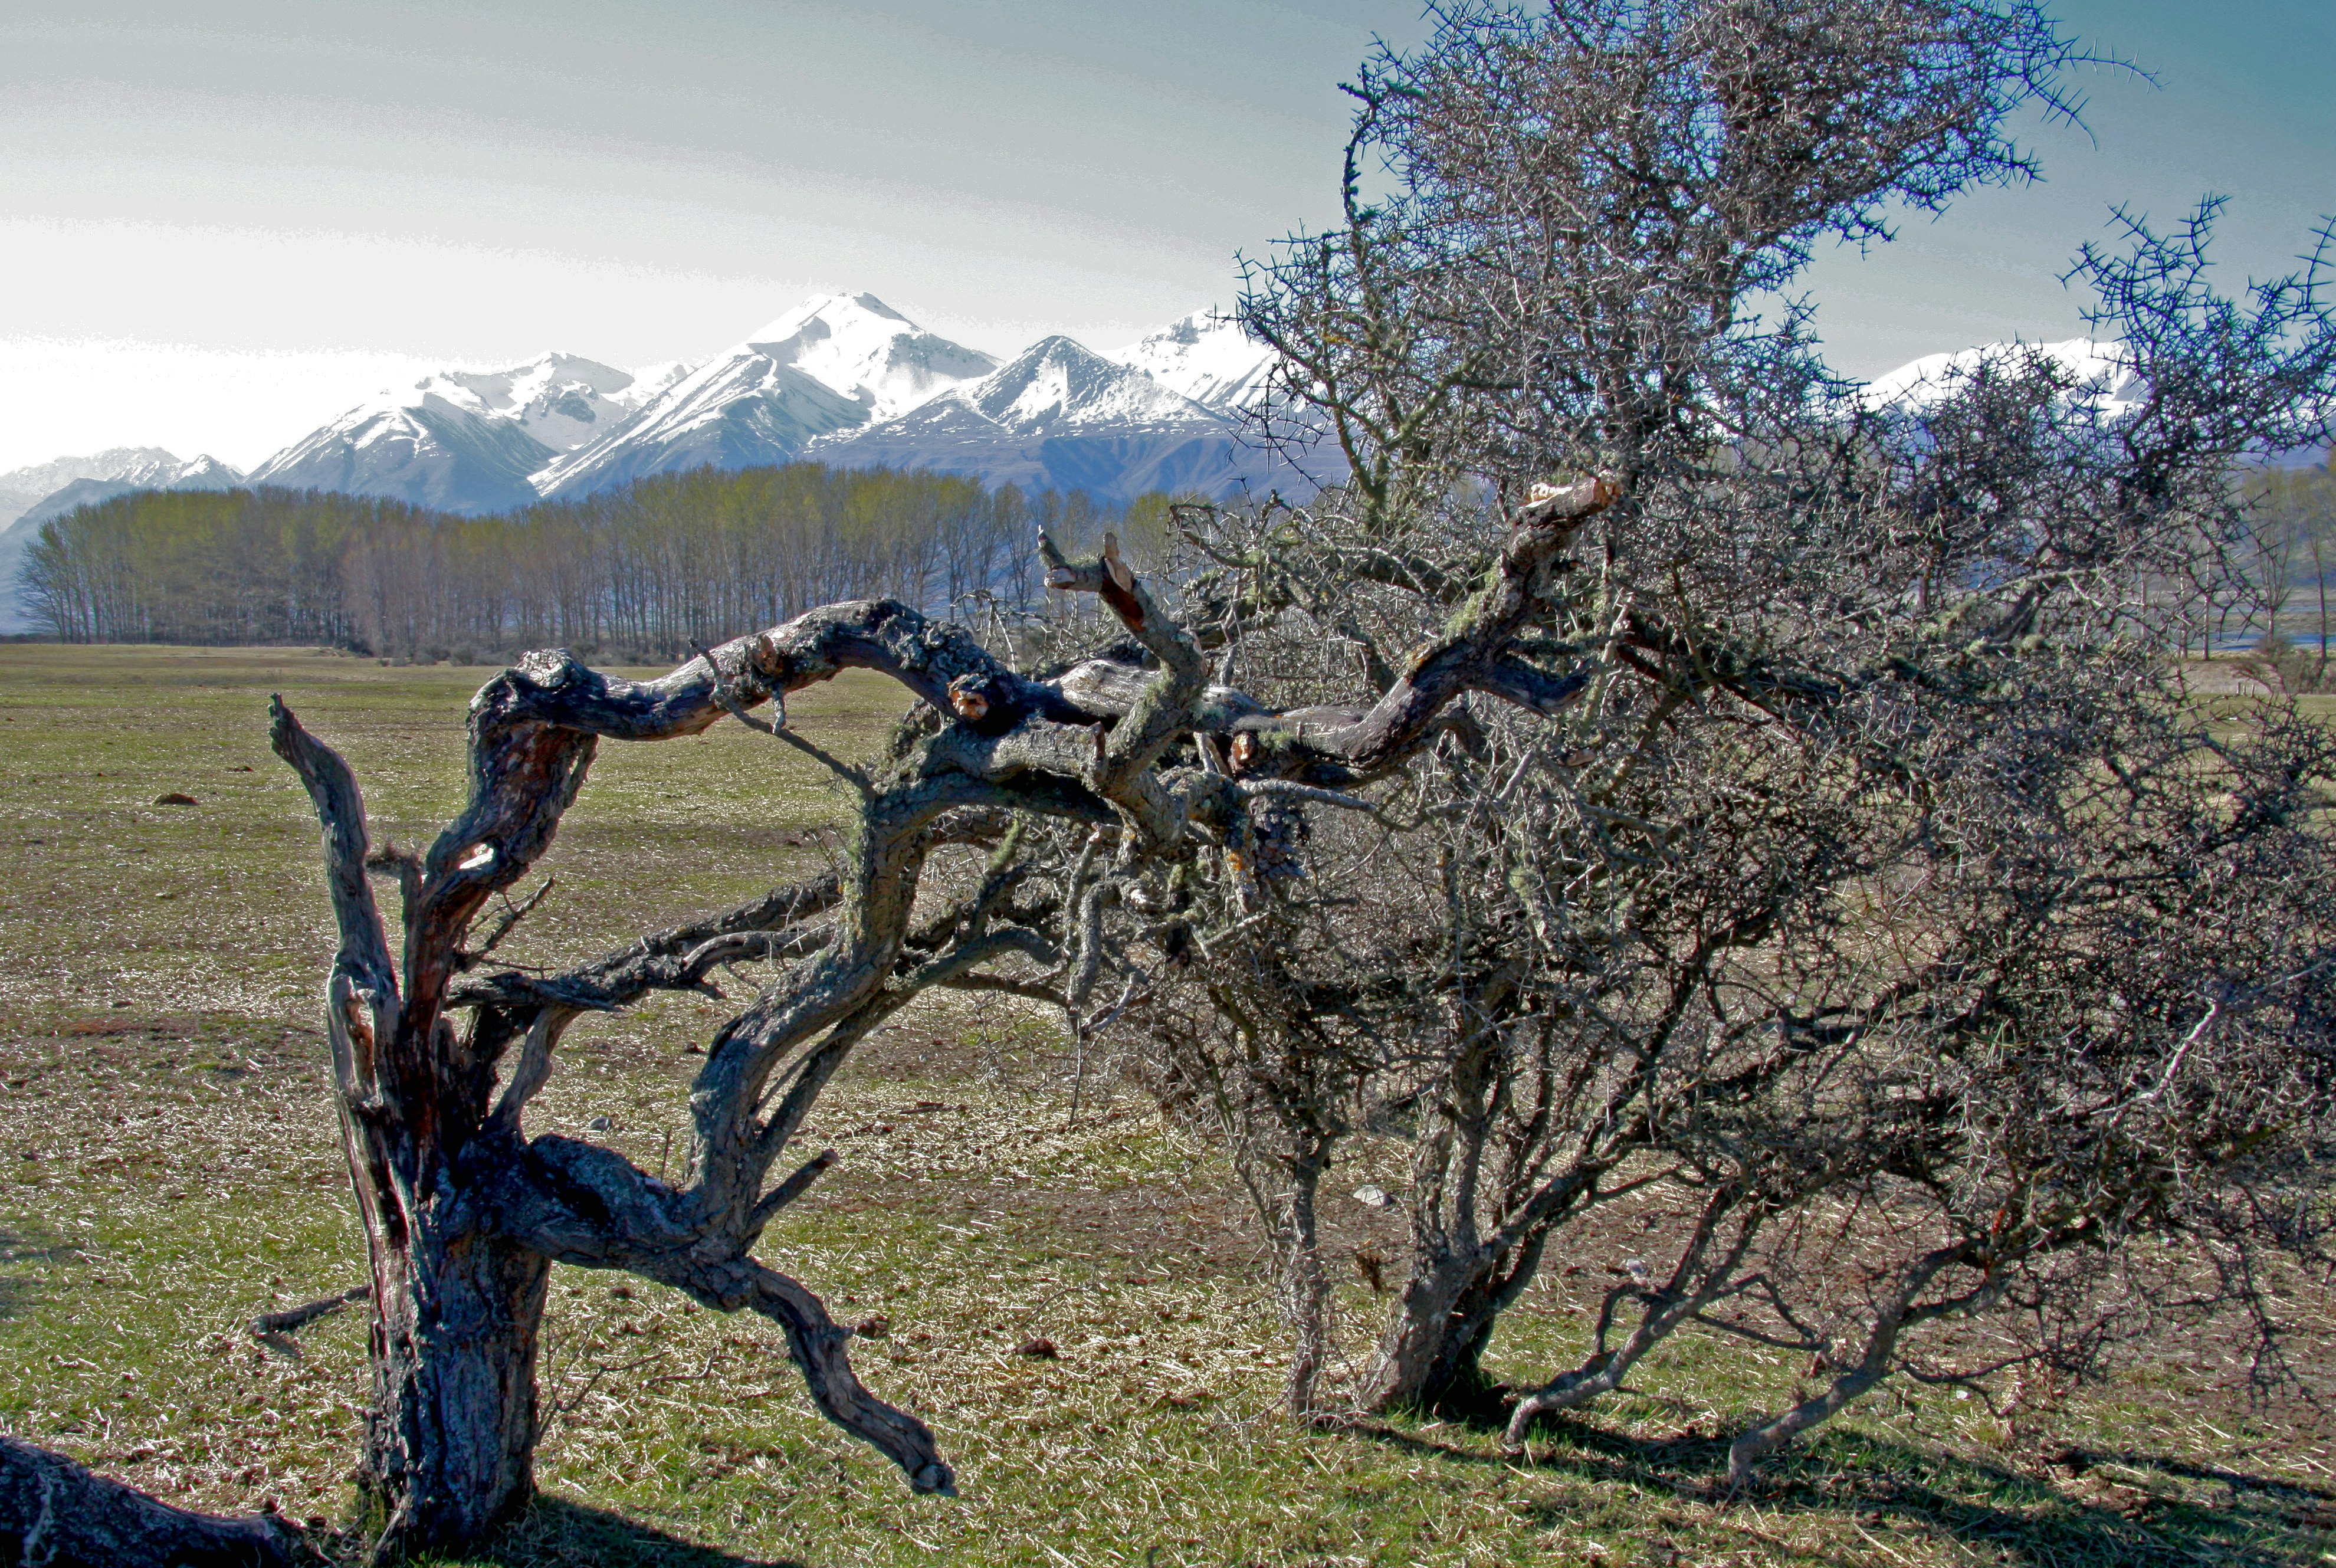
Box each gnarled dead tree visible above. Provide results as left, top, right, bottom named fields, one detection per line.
left=8, top=454, right=1628, bottom=1559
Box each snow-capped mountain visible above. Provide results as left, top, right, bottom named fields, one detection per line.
left=244, top=352, right=690, bottom=514
left=0, top=447, right=239, bottom=530
left=537, top=294, right=998, bottom=498
left=1863, top=337, right=2332, bottom=467
left=745, top=293, right=999, bottom=422
left=250, top=398, right=558, bottom=516
left=408, top=353, right=656, bottom=453
left=1108, top=310, right=1279, bottom=412
left=1862, top=338, right=2146, bottom=421
left=14, top=455, right=241, bottom=530
left=621, top=359, right=698, bottom=409
left=0, top=448, right=245, bottom=632
left=815, top=334, right=1326, bottom=502
left=890, top=334, right=1221, bottom=434
left=535, top=355, right=861, bottom=498
left=160, top=453, right=242, bottom=487
left=10, top=296, right=1321, bottom=529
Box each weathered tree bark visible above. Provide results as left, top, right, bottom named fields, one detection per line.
left=1722, top=1244, right=1963, bottom=1487
left=359, top=1232, right=551, bottom=1546
left=258, top=578, right=1262, bottom=1551
left=1362, top=1246, right=1540, bottom=1413
left=1356, top=1023, right=1639, bottom=1415
left=1279, top=1150, right=1334, bottom=1419
left=267, top=631, right=990, bottom=1546
left=270, top=696, right=559, bottom=1550
left=0, top=1436, right=313, bottom=1568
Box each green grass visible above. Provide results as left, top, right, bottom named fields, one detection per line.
left=3, top=644, right=2331, bottom=1567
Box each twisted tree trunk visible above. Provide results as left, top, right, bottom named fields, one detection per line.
left=1361, top=1252, right=1525, bottom=1413
left=356, top=1225, right=550, bottom=1544
left=258, top=583, right=1216, bottom=1551
left=241, top=495, right=1622, bottom=1550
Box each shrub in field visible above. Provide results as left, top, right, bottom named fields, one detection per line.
left=1119, top=0, right=2336, bottom=1462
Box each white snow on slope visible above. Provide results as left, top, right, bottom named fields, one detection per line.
left=0, top=448, right=242, bottom=530
left=400, top=352, right=645, bottom=452
left=1107, top=309, right=1278, bottom=411
left=805, top=332, right=1326, bottom=504
left=536, top=293, right=998, bottom=497
left=946, top=336, right=1223, bottom=434
left=248, top=396, right=553, bottom=515
left=1863, top=338, right=2145, bottom=421
left=618, top=359, right=698, bottom=410
left=744, top=293, right=1000, bottom=422
left=533, top=346, right=857, bottom=497
left=0, top=448, right=245, bottom=631
left=241, top=349, right=670, bottom=511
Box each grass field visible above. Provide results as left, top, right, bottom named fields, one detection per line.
left=2, top=644, right=2331, bottom=1567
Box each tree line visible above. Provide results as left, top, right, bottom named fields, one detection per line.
left=18, top=464, right=1169, bottom=660
left=2243, top=461, right=2336, bottom=688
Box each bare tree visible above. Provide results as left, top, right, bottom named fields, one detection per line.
left=1109, top=0, right=2336, bottom=1470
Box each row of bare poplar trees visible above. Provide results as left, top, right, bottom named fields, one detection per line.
left=18, top=463, right=1158, bottom=659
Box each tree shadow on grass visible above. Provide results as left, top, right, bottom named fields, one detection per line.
left=0, top=1225, right=80, bottom=1321
left=1339, top=1411, right=2334, bottom=1568
left=428, top=1495, right=810, bottom=1568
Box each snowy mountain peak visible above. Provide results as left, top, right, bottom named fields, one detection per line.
left=397, top=352, right=642, bottom=454
left=745, top=291, right=913, bottom=345
left=2, top=447, right=178, bottom=503
left=0, top=448, right=248, bottom=632
left=1108, top=310, right=1278, bottom=411
left=0, top=448, right=244, bottom=530
left=734, top=292, right=998, bottom=422
left=168, top=454, right=244, bottom=487
left=250, top=402, right=553, bottom=516
left=621, top=359, right=698, bottom=409
left=810, top=329, right=1333, bottom=503
left=958, top=336, right=1216, bottom=433
left=533, top=293, right=1000, bottom=497
left=15, top=298, right=1315, bottom=526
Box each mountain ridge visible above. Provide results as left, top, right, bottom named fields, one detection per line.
left=535, top=293, right=1002, bottom=498
left=35, top=313, right=2307, bottom=559
left=1106, top=310, right=1279, bottom=412
left=809, top=334, right=1315, bottom=502
left=0, top=448, right=246, bottom=632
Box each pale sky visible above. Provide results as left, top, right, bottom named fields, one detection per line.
left=1, top=0, right=2330, bottom=474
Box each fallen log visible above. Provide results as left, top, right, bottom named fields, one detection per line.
left=0, top=1434, right=315, bottom=1567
